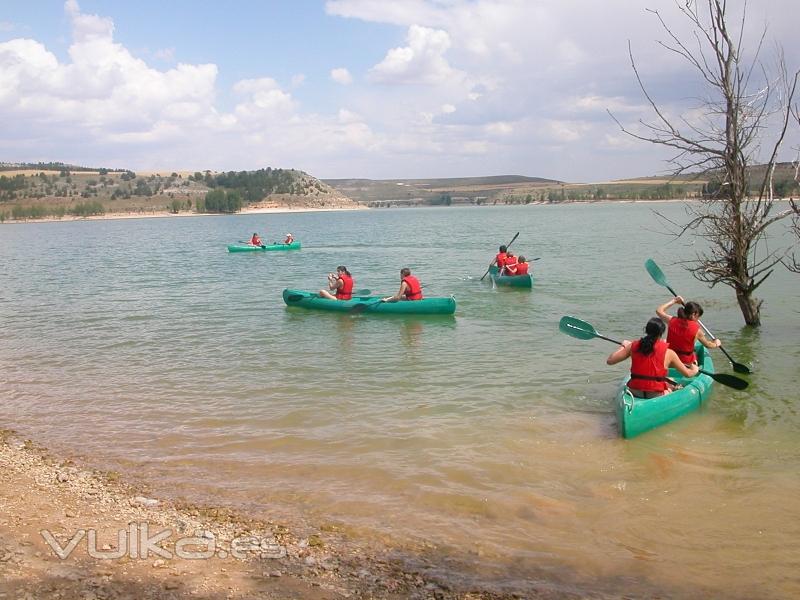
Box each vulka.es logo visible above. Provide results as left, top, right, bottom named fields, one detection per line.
left=40, top=522, right=286, bottom=560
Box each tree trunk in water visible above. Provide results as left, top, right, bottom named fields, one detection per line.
left=736, top=289, right=762, bottom=326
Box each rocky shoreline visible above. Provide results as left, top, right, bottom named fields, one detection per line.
left=1, top=429, right=590, bottom=600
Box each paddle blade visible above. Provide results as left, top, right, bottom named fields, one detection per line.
left=349, top=300, right=381, bottom=314
left=731, top=361, right=752, bottom=375
left=559, top=316, right=598, bottom=340
left=702, top=370, right=749, bottom=390
left=645, top=258, right=669, bottom=288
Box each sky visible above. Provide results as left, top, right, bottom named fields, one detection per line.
left=1, top=0, right=798, bottom=182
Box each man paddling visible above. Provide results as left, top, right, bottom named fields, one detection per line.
left=383, top=268, right=423, bottom=302
left=284, top=232, right=294, bottom=244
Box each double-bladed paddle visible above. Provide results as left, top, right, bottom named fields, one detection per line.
left=644, top=259, right=751, bottom=374
left=558, top=316, right=749, bottom=390
left=480, top=232, right=520, bottom=281
left=349, top=299, right=384, bottom=314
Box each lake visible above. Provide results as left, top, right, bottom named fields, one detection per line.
left=1, top=204, right=798, bottom=598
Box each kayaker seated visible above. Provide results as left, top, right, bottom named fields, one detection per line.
left=514, top=256, right=529, bottom=276
left=656, top=296, right=721, bottom=366
left=284, top=233, right=294, bottom=244
left=319, top=266, right=353, bottom=300
left=250, top=233, right=263, bottom=246
left=494, top=245, right=508, bottom=271
left=500, top=251, right=518, bottom=276
left=606, top=317, right=698, bottom=399
left=383, top=268, right=423, bottom=302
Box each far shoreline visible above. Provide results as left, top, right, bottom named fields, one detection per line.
left=0, top=204, right=369, bottom=226
left=6, top=196, right=789, bottom=226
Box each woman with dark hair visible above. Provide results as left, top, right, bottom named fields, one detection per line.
left=606, top=317, right=699, bottom=399
left=656, top=296, right=721, bottom=365
left=382, top=268, right=423, bottom=302
left=319, top=266, right=354, bottom=300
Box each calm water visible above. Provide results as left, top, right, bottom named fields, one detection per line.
left=1, top=204, right=799, bottom=598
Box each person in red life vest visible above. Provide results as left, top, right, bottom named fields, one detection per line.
left=501, top=251, right=519, bottom=275
left=606, top=317, right=699, bottom=399
left=494, top=245, right=508, bottom=272
left=250, top=233, right=263, bottom=246
left=383, top=268, right=423, bottom=302
left=319, top=266, right=354, bottom=300
left=514, top=256, right=529, bottom=276
left=284, top=233, right=294, bottom=244
left=656, top=296, right=721, bottom=365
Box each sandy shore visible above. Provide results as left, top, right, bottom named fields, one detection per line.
left=0, top=429, right=448, bottom=599
left=0, top=429, right=603, bottom=599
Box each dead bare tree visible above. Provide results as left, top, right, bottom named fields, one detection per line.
left=788, top=104, right=800, bottom=272
left=611, top=0, right=800, bottom=326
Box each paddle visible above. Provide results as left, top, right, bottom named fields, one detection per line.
left=644, top=259, right=751, bottom=374
left=480, top=232, right=520, bottom=281
left=285, top=289, right=372, bottom=303
left=558, top=316, right=749, bottom=390
left=349, top=299, right=384, bottom=314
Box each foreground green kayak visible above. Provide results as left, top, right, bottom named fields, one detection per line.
left=282, top=289, right=456, bottom=315
left=488, top=265, right=533, bottom=288
left=616, top=343, right=714, bottom=438
left=228, top=241, right=301, bottom=252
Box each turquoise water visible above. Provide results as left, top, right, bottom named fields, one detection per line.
left=1, top=204, right=799, bottom=597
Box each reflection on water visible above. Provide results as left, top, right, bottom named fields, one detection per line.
left=1, top=205, right=799, bottom=598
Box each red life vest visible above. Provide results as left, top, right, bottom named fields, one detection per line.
left=628, top=339, right=669, bottom=393
left=495, top=252, right=507, bottom=268
left=251, top=235, right=261, bottom=246
left=667, top=318, right=700, bottom=363
left=402, top=275, right=423, bottom=300
left=336, top=273, right=353, bottom=300
left=284, top=236, right=293, bottom=244
left=504, top=255, right=518, bottom=272
left=516, top=262, right=529, bottom=275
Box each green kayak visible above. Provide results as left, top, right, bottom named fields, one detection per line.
left=616, top=343, right=714, bottom=438
left=228, top=241, right=301, bottom=252
left=282, top=289, right=456, bottom=315
left=488, top=265, right=533, bottom=288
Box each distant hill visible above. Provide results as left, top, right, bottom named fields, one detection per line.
left=0, top=166, right=357, bottom=222
left=326, top=163, right=799, bottom=206
left=324, top=175, right=562, bottom=206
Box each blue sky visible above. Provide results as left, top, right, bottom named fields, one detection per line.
left=1, top=1, right=798, bottom=181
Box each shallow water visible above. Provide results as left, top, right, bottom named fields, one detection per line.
left=1, top=204, right=799, bottom=597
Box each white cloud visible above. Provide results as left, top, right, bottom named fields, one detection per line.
left=368, top=25, right=463, bottom=85
left=290, top=73, right=306, bottom=87
left=338, top=108, right=361, bottom=123
left=233, top=78, right=295, bottom=118
left=441, top=104, right=455, bottom=114
left=485, top=121, right=513, bottom=136
left=0, top=21, right=15, bottom=32
left=330, top=67, right=353, bottom=85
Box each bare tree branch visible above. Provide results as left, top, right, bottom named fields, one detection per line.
left=614, top=0, right=800, bottom=325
